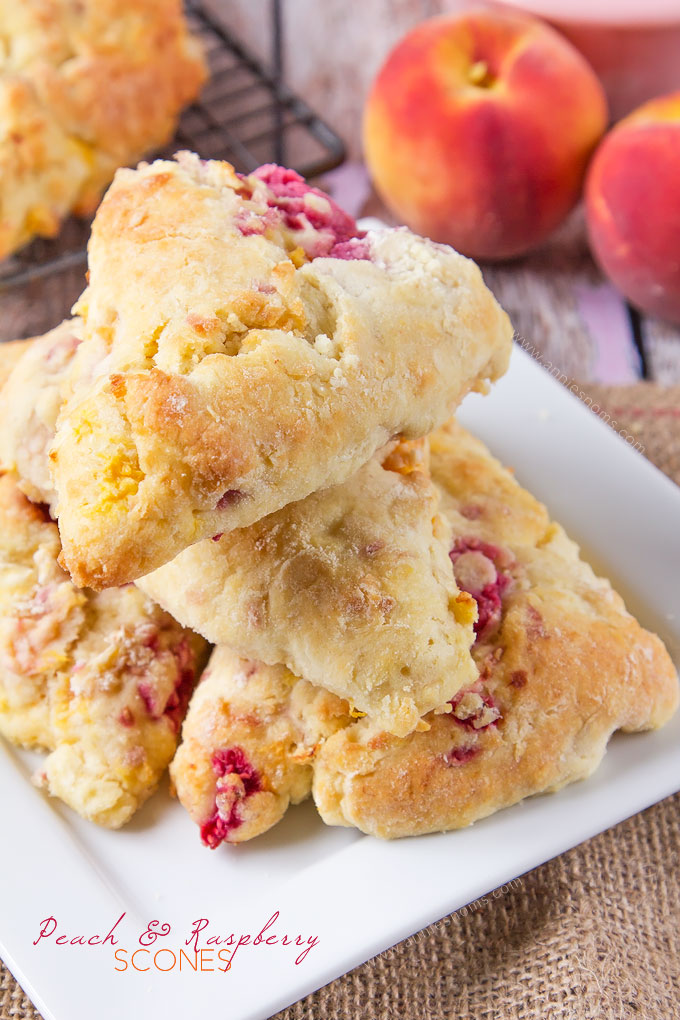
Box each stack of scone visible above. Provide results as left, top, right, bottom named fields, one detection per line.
left=0, top=155, right=677, bottom=845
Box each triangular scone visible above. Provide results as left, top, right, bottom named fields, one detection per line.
left=169, top=422, right=678, bottom=845
left=0, top=319, right=83, bottom=506
left=0, top=473, right=209, bottom=827
left=169, top=648, right=349, bottom=846
left=0, top=331, right=479, bottom=734
left=140, top=439, right=479, bottom=737
left=0, top=0, right=206, bottom=258
left=316, top=423, right=679, bottom=836
left=50, top=154, right=512, bottom=587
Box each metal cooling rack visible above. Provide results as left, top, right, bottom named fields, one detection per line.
left=0, top=0, right=346, bottom=339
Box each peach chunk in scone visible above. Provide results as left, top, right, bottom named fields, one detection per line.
left=0, top=472, right=209, bottom=827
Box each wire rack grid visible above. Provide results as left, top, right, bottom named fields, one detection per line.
left=0, top=0, right=345, bottom=340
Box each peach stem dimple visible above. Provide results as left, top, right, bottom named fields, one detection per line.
left=468, top=60, right=494, bottom=89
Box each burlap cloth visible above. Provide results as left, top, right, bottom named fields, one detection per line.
left=2, top=383, right=679, bottom=1020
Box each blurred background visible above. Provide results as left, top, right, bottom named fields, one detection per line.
left=214, top=0, right=680, bottom=156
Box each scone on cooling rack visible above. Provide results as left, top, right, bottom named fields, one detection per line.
left=0, top=0, right=206, bottom=259
left=48, top=154, right=513, bottom=587
left=170, top=421, right=678, bottom=845
left=0, top=472, right=209, bottom=827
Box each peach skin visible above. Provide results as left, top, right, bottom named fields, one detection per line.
left=363, top=8, right=608, bottom=260
left=586, top=91, right=680, bottom=324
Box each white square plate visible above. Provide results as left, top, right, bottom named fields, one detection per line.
left=2, top=345, right=679, bottom=1020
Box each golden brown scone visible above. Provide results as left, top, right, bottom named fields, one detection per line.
left=140, top=438, right=478, bottom=737
left=0, top=319, right=82, bottom=505
left=50, top=154, right=513, bottom=587
left=0, top=472, right=209, bottom=827
left=314, top=588, right=677, bottom=838
left=171, top=422, right=678, bottom=844
left=0, top=0, right=206, bottom=257
left=170, top=648, right=349, bottom=846
left=2, top=330, right=479, bottom=735
left=314, top=421, right=679, bottom=836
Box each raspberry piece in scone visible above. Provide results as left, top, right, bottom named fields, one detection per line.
left=50, top=152, right=512, bottom=588
left=173, top=421, right=678, bottom=842
left=171, top=647, right=349, bottom=847
left=0, top=472, right=209, bottom=827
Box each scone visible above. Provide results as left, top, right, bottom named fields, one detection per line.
left=1, top=334, right=479, bottom=736
left=0, top=472, right=209, bottom=827
left=50, top=154, right=513, bottom=587
left=140, top=438, right=478, bottom=736
left=171, top=422, right=678, bottom=844
left=0, top=0, right=206, bottom=258
left=169, top=648, right=349, bottom=846
left=0, top=318, right=82, bottom=505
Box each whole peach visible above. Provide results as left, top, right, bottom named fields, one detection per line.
left=586, top=92, right=680, bottom=323
left=363, top=9, right=608, bottom=260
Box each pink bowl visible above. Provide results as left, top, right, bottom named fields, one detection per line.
left=492, top=0, right=680, bottom=119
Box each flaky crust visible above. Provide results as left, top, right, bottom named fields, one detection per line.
left=0, top=472, right=209, bottom=827
left=50, top=154, right=513, bottom=587
left=0, top=0, right=206, bottom=257
left=171, top=422, right=677, bottom=844
left=140, top=439, right=478, bottom=736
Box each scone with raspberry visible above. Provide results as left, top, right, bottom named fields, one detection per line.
left=50, top=154, right=513, bottom=587
left=0, top=472, right=209, bottom=827
left=169, top=647, right=349, bottom=846
left=171, top=422, right=678, bottom=844
left=2, top=336, right=480, bottom=737
left=140, top=438, right=479, bottom=737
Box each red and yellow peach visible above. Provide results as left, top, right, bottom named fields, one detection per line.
left=363, top=9, right=608, bottom=260
left=586, top=92, right=680, bottom=323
